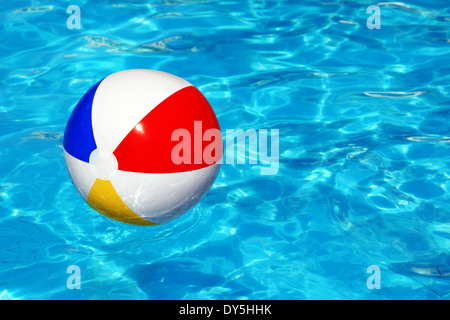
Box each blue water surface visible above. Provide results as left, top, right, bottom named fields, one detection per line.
left=0, top=0, right=450, bottom=299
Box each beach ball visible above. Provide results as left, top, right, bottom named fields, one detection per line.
left=63, top=69, right=222, bottom=226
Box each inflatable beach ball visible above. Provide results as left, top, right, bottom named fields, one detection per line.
left=63, top=69, right=222, bottom=226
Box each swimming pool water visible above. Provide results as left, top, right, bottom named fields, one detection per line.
left=0, top=0, right=449, bottom=300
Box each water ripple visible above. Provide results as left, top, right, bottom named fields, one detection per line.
left=84, top=35, right=191, bottom=53
left=363, top=91, right=426, bottom=98
left=13, top=6, right=53, bottom=13
left=405, top=136, right=450, bottom=143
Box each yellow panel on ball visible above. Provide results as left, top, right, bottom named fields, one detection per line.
left=87, top=178, right=157, bottom=226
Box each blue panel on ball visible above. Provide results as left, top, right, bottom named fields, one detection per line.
left=63, top=80, right=102, bottom=163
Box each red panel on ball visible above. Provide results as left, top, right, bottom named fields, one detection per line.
left=113, top=86, right=222, bottom=173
